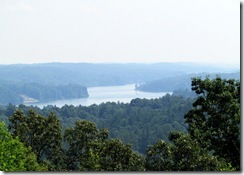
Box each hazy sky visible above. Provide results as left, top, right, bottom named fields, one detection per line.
left=0, top=0, right=240, bottom=65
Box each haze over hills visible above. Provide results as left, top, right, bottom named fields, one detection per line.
left=136, top=71, right=240, bottom=92
left=0, top=62, right=238, bottom=85
left=0, top=62, right=240, bottom=105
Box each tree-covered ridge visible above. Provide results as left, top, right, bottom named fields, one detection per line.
left=0, top=62, right=237, bottom=105
left=0, top=77, right=240, bottom=171
left=136, top=72, right=240, bottom=92
left=0, top=63, right=231, bottom=87
left=0, top=83, right=88, bottom=105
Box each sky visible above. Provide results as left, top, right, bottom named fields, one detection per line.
left=0, top=0, right=240, bottom=66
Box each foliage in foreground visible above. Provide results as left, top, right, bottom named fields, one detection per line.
left=0, top=122, right=46, bottom=171
left=145, top=77, right=240, bottom=171
left=185, top=77, right=240, bottom=169
left=145, top=132, right=235, bottom=171
left=7, top=111, right=145, bottom=171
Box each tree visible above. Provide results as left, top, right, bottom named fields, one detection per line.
left=184, top=77, right=240, bottom=169
left=64, top=120, right=145, bottom=171
left=8, top=109, right=62, bottom=170
left=145, top=132, right=233, bottom=171
left=63, top=120, right=103, bottom=170
left=145, top=139, right=173, bottom=171
left=0, top=122, right=46, bottom=171
left=98, top=139, right=145, bottom=171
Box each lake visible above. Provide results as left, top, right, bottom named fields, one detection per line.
left=25, top=84, right=171, bottom=108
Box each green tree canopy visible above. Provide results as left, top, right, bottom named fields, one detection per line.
left=8, top=109, right=62, bottom=170
left=63, top=120, right=103, bottom=170
left=0, top=122, right=46, bottom=171
left=98, top=139, right=145, bottom=171
left=63, top=120, right=145, bottom=171
left=184, top=77, right=240, bottom=169
left=145, top=132, right=233, bottom=171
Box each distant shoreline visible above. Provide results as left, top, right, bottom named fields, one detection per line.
left=20, top=95, right=39, bottom=104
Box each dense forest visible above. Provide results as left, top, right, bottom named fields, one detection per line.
left=0, top=94, right=193, bottom=154
left=0, top=77, right=240, bottom=171
left=0, top=63, right=238, bottom=105
left=0, top=83, right=88, bottom=105
left=136, top=72, right=240, bottom=92
left=0, top=63, right=233, bottom=86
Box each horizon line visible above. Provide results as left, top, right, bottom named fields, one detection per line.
left=0, top=61, right=240, bottom=67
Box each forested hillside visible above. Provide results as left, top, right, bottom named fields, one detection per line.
left=0, top=94, right=193, bottom=154
left=0, top=83, right=88, bottom=105
left=0, top=62, right=232, bottom=86
left=136, top=72, right=240, bottom=92
left=0, top=62, right=238, bottom=105
left=0, top=77, right=240, bottom=171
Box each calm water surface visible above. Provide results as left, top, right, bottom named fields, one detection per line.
left=26, top=84, right=171, bottom=108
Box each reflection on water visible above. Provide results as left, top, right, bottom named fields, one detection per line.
left=25, top=84, right=171, bottom=108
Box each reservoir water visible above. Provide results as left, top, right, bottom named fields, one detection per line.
left=25, top=84, right=171, bottom=108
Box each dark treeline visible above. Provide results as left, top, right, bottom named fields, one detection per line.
left=0, top=77, right=240, bottom=171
